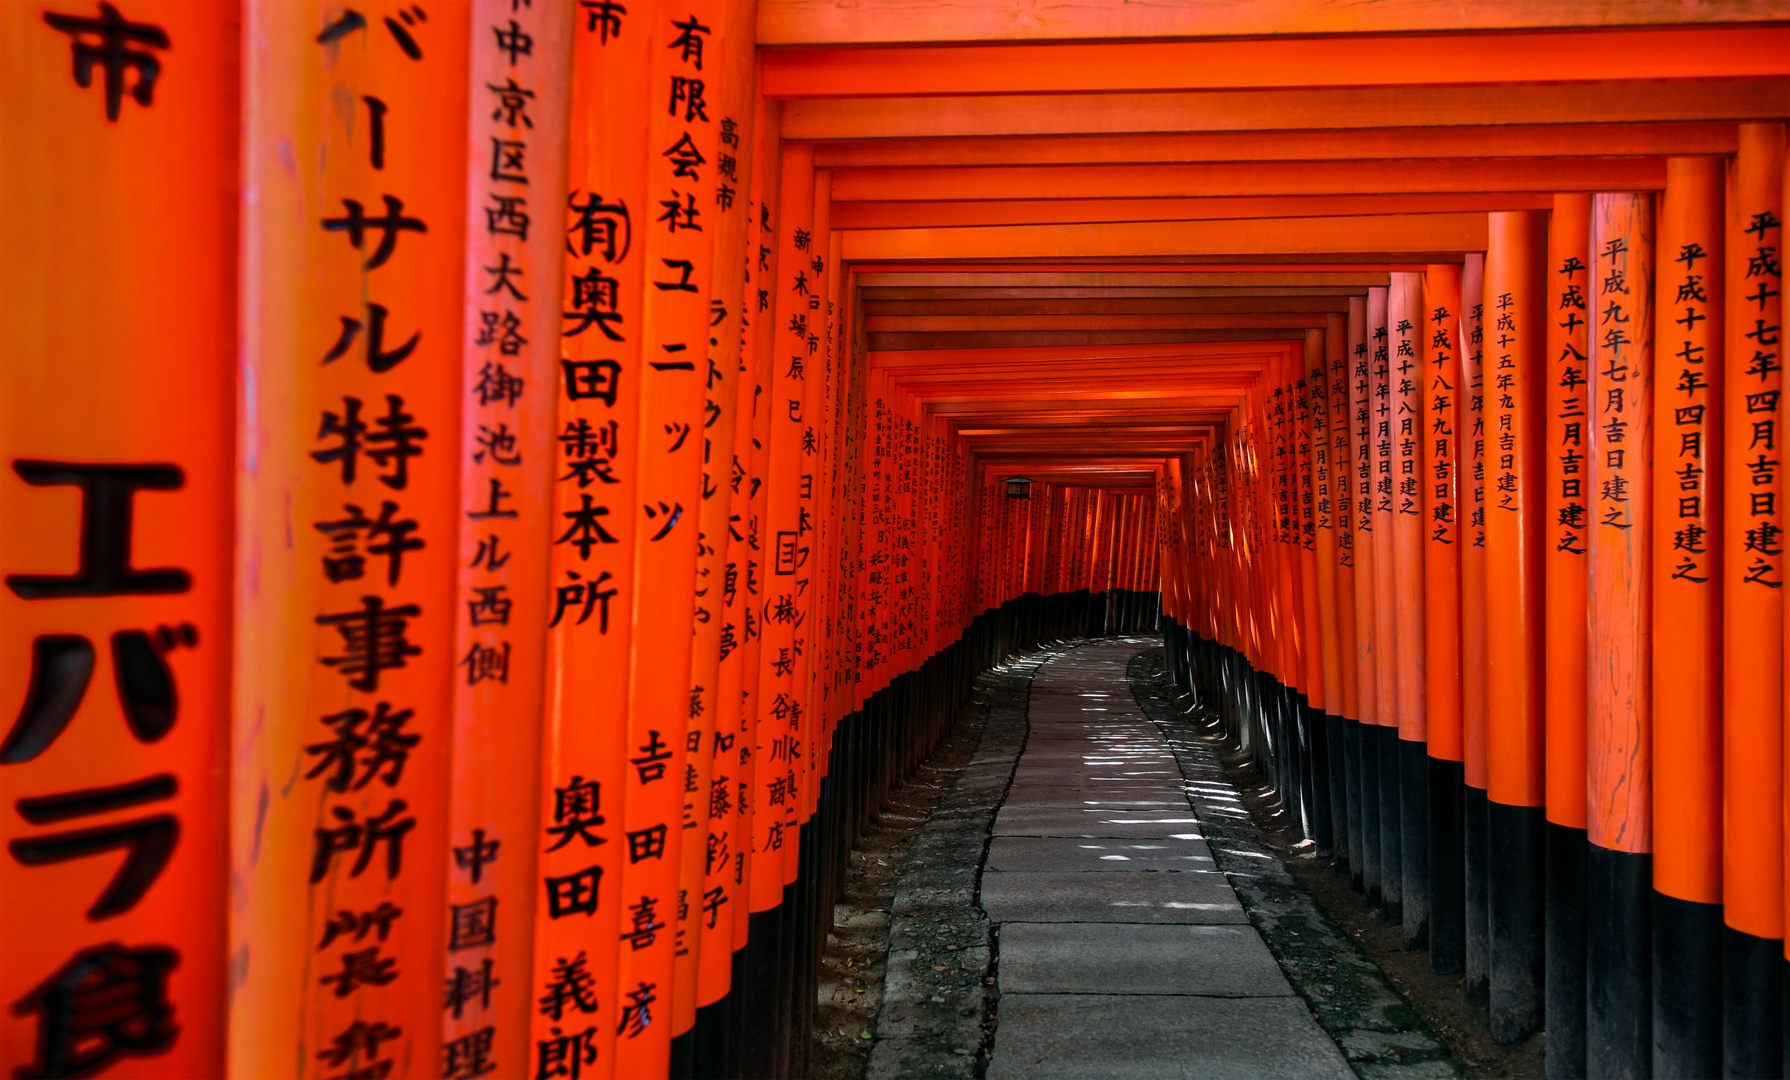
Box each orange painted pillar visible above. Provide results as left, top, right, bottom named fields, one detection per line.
left=691, top=29, right=761, bottom=1031
left=1724, top=120, right=1786, bottom=1075
left=1483, top=209, right=1550, bottom=1042
left=1390, top=271, right=1429, bottom=942
left=732, top=118, right=781, bottom=975
left=783, top=169, right=831, bottom=893
left=791, top=195, right=834, bottom=845
left=753, top=139, right=815, bottom=920
left=1460, top=251, right=1492, bottom=994
left=1423, top=262, right=1466, bottom=976
left=1266, top=356, right=1296, bottom=814
left=236, top=7, right=471, bottom=1078
left=2, top=6, right=235, bottom=1076
left=445, top=4, right=572, bottom=1075
left=1370, top=284, right=1404, bottom=919
left=1652, top=155, right=1725, bottom=1077
left=612, top=6, right=729, bottom=1070
left=1348, top=293, right=1381, bottom=901
left=699, top=159, right=760, bottom=1018
left=1543, top=191, right=1592, bottom=1076
left=1327, top=311, right=1362, bottom=879
left=539, top=9, right=652, bottom=1074
left=673, top=0, right=757, bottom=1044
left=1313, top=321, right=1348, bottom=862
left=238, top=4, right=476, bottom=1074
left=1298, top=338, right=1330, bottom=848
left=1585, top=190, right=1655, bottom=1076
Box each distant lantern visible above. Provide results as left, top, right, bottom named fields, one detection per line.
left=1004, top=476, right=1033, bottom=500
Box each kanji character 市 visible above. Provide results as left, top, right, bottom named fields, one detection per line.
left=43, top=2, right=168, bottom=121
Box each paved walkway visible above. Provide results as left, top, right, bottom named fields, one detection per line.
left=982, top=640, right=1352, bottom=1080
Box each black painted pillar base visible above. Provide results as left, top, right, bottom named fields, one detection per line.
left=739, top=908, right=782, bottom=1078
left=1307, top=701, right=1335, bottom=857
left=689, top=969, right=734, bottom=1079
left=1328, top=713, right=1350, bottom=876
left=670, top=1028, right=697, bottom=1079
left=1464, top=784, right=1490, bottom=997
left=1344, top=717, right=1364, bottom=890
left=1724, top=924, right=1784, bottom=1079
left=1546, top=821, right=1587, bottom=1080
left=1400, top=737, right=1429, bottom=949
left=1361, top=720, right=1383, bottom=907
left=1379, top=724, right=1404, bottom=924
left=1487, top=800, right=1545, bottom=1044
left=1586, top=844, right=1650, bottom=1080
left=1428, top=757, right=1465, bottom=975
left=1653, top=892, right=1721, bottom=1079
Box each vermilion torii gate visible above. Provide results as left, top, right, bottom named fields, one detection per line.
left=1, top=2, right=1786, bottom=1078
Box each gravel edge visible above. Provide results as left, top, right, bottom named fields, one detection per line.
left=1126, top=648, right=1468, bottom=1080
left=864, top=646, right=1065, bottom=1080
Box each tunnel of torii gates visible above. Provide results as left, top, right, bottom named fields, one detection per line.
left=6, top=1, right=1790, bottom=1078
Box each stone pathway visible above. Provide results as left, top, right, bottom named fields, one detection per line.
left=983, top=640, right=1353, bottom=1080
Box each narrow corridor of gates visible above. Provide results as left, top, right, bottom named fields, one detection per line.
left=981, top=640, right=1351, bottom=1080
left=3, top=3, right=1786, bottom=1079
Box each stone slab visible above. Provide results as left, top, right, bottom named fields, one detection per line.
left=1002, top=778, right=1184, bottom=793
left=998, top=795, right=1190, bottom=811
left=985, top=836, right=1215, bottom=873
left=1008, top=769, right=1183, bottom=786
left=1021, top=721, right=1156, bottom=732
left=987, top=994, right=1352, bottom=1080
left=1000, top=785, right=1186, bottom=802
left=980, top=870, right=1244, bottom=924
left=997, top=922, right=1290, bottom=996
left=993, top=806, right=1206, bottom=838
left=1019, top=760, right=1169, bottom=769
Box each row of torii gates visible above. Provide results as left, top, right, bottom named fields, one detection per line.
left=2, top=2, right=1788, bottom=1079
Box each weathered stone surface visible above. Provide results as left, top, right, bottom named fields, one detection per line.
left=859, top=640, right=1464, bottom=1080
left=997, top=922, right=1292, bottom=996
left=988, top=994, right=1353, bottom=1080
left=991, top=805, right=1207, bottom=838
left=1125, top=647, right=1468, bottom=1080
left=984, top=836, right=1216, bottom=874
left=865, top=646, right=1064, bottom=1080
left=981, top=869, right=1246, bottom=923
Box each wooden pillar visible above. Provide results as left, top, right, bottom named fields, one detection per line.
left=1327, top=311, right=1362, bottom=883
left=729, top=94, right=781, bottom=1078
left=1585, top=190, right=1655, bottom=1079
left=1724, top=119, right=1786, bottom=1079
left=1652, top=155, right=1725, bottom=1079
left=1349, top=294, right=1381, bottom=902
left=1545, top=191, right=1592, bottom=1079
left=677, top=0, right=758, bottom=1058
left=539, top=11, right=652, bottom=1074
left=752, top=141, right=813, bottom=916
left=1313, top=320, right=1348, bottom=862
left=1391, top=271, right=1429, bottom=946
left=1484, top=209, right=1550, bottom=1043
left=1423, top=262, right=1466, bottom=976
left=1461, top=251, right=1493, bottom=996
left=2, top=6, right=236, bottom=1076
left=1370, top=285, right=1404, bottom=920
left=1299, top=335, right=1330, bottom=851
left=237, top=7, right=473, bottom=1077
left=447, top=4, right=571, bottom=1076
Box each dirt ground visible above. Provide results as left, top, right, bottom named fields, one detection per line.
left=1244, top=790, right=1548, bottom=1080
left=809, top=691, right=993, bottom=1080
